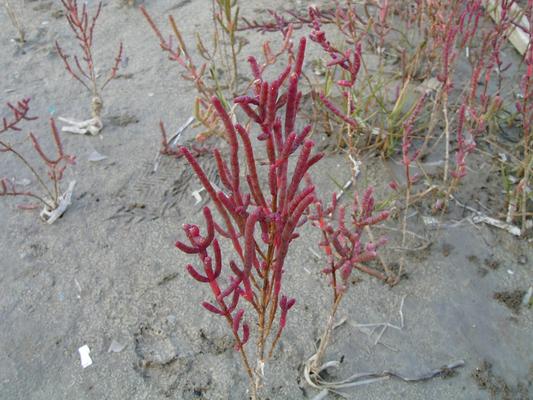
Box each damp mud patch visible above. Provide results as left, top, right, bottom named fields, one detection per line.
left=472, top=360, right=530, bottom=400
left=493, top=289, right=526, bottom=314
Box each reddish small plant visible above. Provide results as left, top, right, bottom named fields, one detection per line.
left=174, top=38, right=322, bottom=398
left=306, top=186, right=389, bottom=377
left=397, top=93, right=427, bottom=279
left=140, top=5, right=230, bottom=140
left=0, top=99, right=75, bottom=222
left=450, top=104, right=477, bottom=182
left=308, top=6, right=363, bottom=149
left=141, top=4, right=294, bottom=144
left=56, top=0, right=123, bottom=122
left=158, top=120, right=210, bottom=158
left=239, top=6, right=338, bottom=33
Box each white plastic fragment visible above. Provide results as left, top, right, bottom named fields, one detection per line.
left=108, top=340, right=126, bottom=353
left=168, top=116, right=195, bottom=149
left=59, top=116, right=102, bottom=135
left=507, top=269, right=514, bottom=275
left=348, top=154, right=361, bottom=179
left=40, top=181, right=76, bottom=224
left=334, top=180, right=353, bottom=201
left=153, top=116, right=195, bottom=173
left=74, top=278, right=82, bottom=299
left=88, top=150, right=107, bottom=162
left=78, top=345, right=92, bottom=368
left=192, top=187, right=205, bottom=205
left=523, top=287, right=533, bottom=307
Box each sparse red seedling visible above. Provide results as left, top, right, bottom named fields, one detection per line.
left=56, top=0, right=123, bottom=123
left=0, top=99, right=75, bottom=222
left=159, top=120, right=210, bottom=158
left=141, top=4, right=294, bottom=145
left=307, top=186, right=389, bottom=377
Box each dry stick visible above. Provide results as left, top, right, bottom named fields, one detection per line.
left=451, top=194, right=522, bottom=236
left=3, top=0, right=25, bottom=43
left=442, top=91, right=450, bottom=183
left=310, top=294, right=344, bottom=372
left=255, top=241, right=275, bottom=393
left=213, top=1, right=235, bottom=93
left=305, top=295, right=464, bottom=394
left=417, top=90, right=441, bottom=159
left=397, top=179, right=410, bottom=284
left=228, top=8, right=239, bottom=94
left=521, top=155, right=532, bottom=233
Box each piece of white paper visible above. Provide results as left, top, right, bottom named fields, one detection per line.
left=78, top=345, right=93, bottom=368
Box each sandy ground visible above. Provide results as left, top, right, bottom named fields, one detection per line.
left=0, top=1, right=532, bottom=399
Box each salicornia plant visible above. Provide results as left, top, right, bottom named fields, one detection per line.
left=141, top=2, right=294, bottom=145
left=56, top=0, right=123, bottom=131
left=174, top=38, right=323, bottom=399
left=305, top=186, right=389, bottom=384
left=0, top=99, right=76, bottom=223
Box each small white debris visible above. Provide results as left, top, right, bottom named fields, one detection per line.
left=15, top=178, right=31, bottom=187
left=348, top=154, right=361, bottom=178
left=507, top=269, right=514, bottom=275
left=107, top=340, right=126, bottom=353
left=191, top=188, right=205, bottom=205
left=471, top=214, right=522, bottom=237
left=78, top=345, right=92, bottom=368
left=308, top=247, right=322, bottom=260
left=422, top=216, right=440, bottom=227
left=88, top=150, right=108, bottom=162
left=334, top=179, right=353, bottom=201
left=522, top=286, right=532, bottom=306
left=74, top=278, right=82, bottom=299
left=498, top=153, right=508, bottom=162
left=40, top=181, right=76, bottom=224
left=168, top=116, right=195, bottom=149
left=59, top=116, right=102, bottom=136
